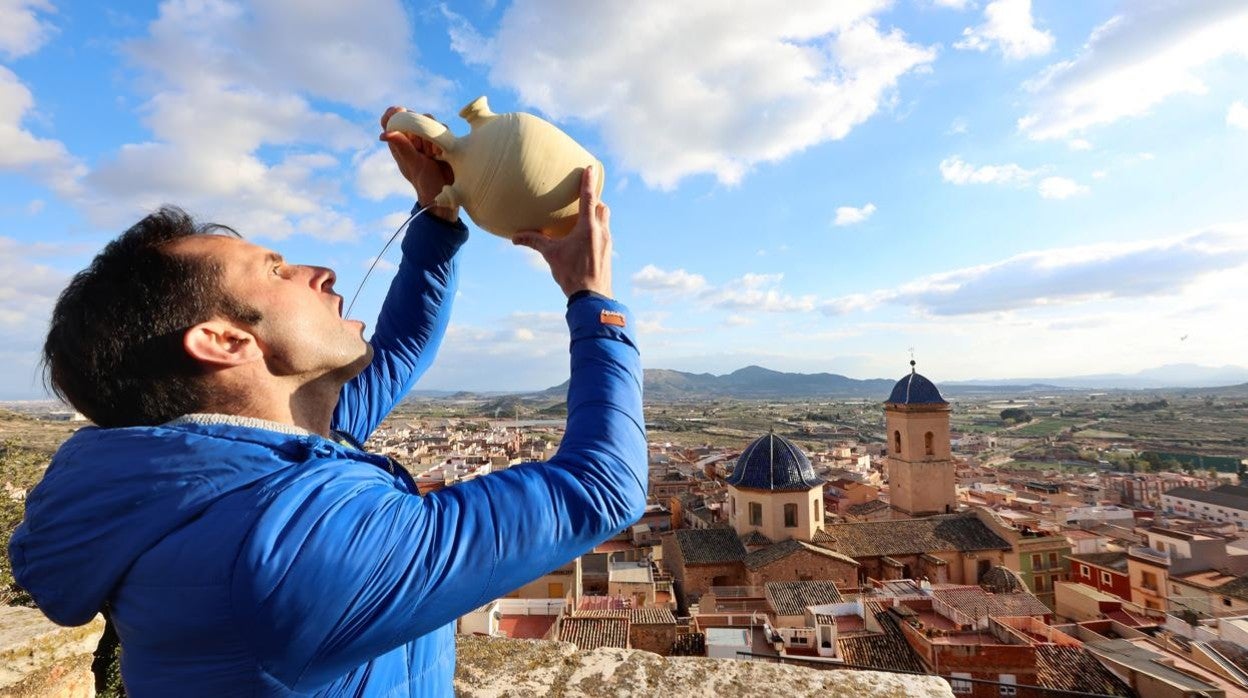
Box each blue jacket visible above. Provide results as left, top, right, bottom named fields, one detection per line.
left=8, top=211, right=648, bottom=696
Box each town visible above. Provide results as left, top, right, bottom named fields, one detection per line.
left=4, top=366, right=1248, bottom=696
left=348, top=366, right=1248, bottom=697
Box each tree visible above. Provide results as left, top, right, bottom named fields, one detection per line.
left=999, top=408, right=1032, bottom=424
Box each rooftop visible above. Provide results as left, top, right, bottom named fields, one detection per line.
left=815, top=515, right=1011, bottom=558
left=1034, top=645, right=1134, bottom=697
left=1214, top=573, right=1248, bottom=602
left=557, top=617, right=630, bottom=651
left=671, top=527, right=747, bottom=565
left=1164, top=486, right=1248, bottom=511
left=743, top=539, right=859, bottom=571
left=763, top=580, right=845, bottom=616
left=1067, top=551, right=1129, bottom=573
left=835, top=604, right=928, bottom=674
left=1086, top=639, right=1222, bottom=693
left=930, top=585, right=1051, bottom=619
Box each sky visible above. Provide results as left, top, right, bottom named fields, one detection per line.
left=1, top=0, right=1247, bottom=398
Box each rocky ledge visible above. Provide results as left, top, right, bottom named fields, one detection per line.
left=455, top=635, right=953, bottom=698
left=0, top=606, right=104, bottom=698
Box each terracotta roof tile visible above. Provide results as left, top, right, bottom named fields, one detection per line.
left=817, top=515, right=1010, bottom=558
left=836, top=604, right=926, bottom=673
left=764, top=580, right=844, bottom=616
left=673, top=528, right=747, bottom=565
left=743, top=539, right=859, bottom=570
left=558, top=617, right=630, bottom=650
left=1035, top=645, right=1134, bottom=696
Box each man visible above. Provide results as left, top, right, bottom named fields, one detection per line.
left=8, top=107, right=647, bottom=696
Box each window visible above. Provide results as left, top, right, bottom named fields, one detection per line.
left=1031, top=553, right=1043, bottom=569
left=999, top=674, right=1017, bottom=696
left=1080, top=564, right=1090, bottom=578
left=1034, top=574, right=1047, bottom=592
left=730, top=496, right=736, bottom=517
left=1049, top=552, right=1058, bottom=567
left=924, top=431, right=934, bottom=456
left=749, top=502, right=763, bottom=527
left=1101, top=571, right=1112, bottom=585
left=949, top=673, right=973, bottom=695
left=893, top=430, right=901, bottom=453
left=813, top=499, right=820, bottom=525
left=784, top=503, right=798, bottom=528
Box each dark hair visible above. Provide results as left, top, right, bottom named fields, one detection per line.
left=43, top=206, right=262, bottom=428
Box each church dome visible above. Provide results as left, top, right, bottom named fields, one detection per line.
left=887, top=362, right=947, bottom=405
left=979, top=565, right=1028, bottom=594
left=726, top=432, right=823, bottom=491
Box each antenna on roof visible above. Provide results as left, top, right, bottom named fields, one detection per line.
left=908, top=348, right=916, bottom=373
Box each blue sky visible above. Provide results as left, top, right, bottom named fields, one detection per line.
left=2, top=0, right=1247, bottom=397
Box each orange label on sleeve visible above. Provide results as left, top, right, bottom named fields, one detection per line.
left=600, top=310, right=626, bottom=327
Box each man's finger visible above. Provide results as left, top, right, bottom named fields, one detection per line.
left=578, top=165, right=597, bottom=221
left=512, top=231, right=554, bottom=255
left=381, top=106, right=406, bottom=130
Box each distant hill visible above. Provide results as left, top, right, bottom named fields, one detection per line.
left=535, top=363, right=1248, bottom=401
left=945, top=363, right=1248, bottom=390
left=542, top=365, right=896, bottom=400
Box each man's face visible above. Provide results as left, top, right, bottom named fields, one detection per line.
left=170, top=234, right=372, bottom=381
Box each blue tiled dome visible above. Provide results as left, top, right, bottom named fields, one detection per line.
left=726, top=432, right=823, bottom=491
left=887, top=369, right=946, bottom=405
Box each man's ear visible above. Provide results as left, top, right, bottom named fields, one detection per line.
left=183, top=320, right=262, bottom=367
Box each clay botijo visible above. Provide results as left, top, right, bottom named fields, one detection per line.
left=385, top=96, right=605, bottom=240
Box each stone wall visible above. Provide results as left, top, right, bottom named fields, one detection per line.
left=745, top=550, right=858, bottom=588
left=628, top=622, right=675, bottom=656
left=0, top=607, right=104, bottom=698
left=455, top=634, right=954, bottom=697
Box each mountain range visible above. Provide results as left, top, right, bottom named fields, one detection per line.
left=530, top=363, right=1248, bottom=401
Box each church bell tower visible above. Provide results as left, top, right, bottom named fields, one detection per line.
left=885, top=361, right=956, bottom=517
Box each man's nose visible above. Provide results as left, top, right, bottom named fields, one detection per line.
left=308, top=266, right=336, bottom=292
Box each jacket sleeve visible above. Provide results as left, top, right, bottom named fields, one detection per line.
left=331, top=207, right=470, bottom=444
left=237, top=296, right=648, bottom=691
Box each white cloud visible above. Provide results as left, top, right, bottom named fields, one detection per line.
left=0, top=0, right=55, bottom=59
left=931, top=0, right=973, bottom=9
left=126, top=0, right=446, bottom=110
left=1067, top=138, right=1092, bottom=151
left=1037, top=176, right=1089, bottom=199
left=451, top=3, right=936, bottom=189
left=834, top=202, right=877, bottom=226
left=822, top=226, right=1248, bottom=316
left=356, top=145, right=415, bottom=201
left=632, top=264, right=709, bottom=295
left=940, top=155, right=1088, bottom=199
left=0, top=237, right=74, bottom=339
left=939, top=155, right=1036, bottom=186
left=1019, top=1, right=1248, bottom=140
left=947, top=117, right=969, bottom=135
left=631, top=265, right=815, bottom=313
left=703, top=272, right=817, bottom=313
left=1229, top=100, right=1248, bottom=131
left=0, top=66, right=85, bottom=195
left=75, top=0, right=451, bottom=241
left=954, top=0, right=1053, bottom=60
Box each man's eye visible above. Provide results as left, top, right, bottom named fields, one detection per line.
left=272, top=265, right=283, bottom=277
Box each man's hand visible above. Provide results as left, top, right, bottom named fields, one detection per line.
left=512, top=166, right=612, bottom=299
left=379, top=106, right=457, bottom=222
